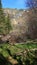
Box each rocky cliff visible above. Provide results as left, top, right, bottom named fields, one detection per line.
left=3, top=8, right=37, bottom=41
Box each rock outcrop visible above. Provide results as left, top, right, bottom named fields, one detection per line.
left=1, top=8, right=37, bottom=43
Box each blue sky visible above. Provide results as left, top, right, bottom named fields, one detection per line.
left=2, top=0, right=26, bottom=9
left=2, top=0, right=37, bottom=9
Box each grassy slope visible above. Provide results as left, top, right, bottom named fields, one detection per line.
left=0, top=42, right=37, bottom=65
left=0, top=42, right=37, bottom=57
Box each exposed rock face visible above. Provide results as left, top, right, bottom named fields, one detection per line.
left=3, top=8, right=24, bottom=29
left=2, top=8, right=37, bottom=43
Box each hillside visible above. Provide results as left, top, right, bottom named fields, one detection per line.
left=0, top=8, right=37, bottom=65
left=0, top=8, right=37, bottom=43
left=3, top=8, right=37, bottom=38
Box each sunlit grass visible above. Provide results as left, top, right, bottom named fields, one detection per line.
left=0, top=42, right=37, bottom=57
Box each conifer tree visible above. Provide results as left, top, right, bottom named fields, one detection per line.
left=0, top=0, right=12, bottom=34
left=0, top=0, right=6, bottom=34
left=6, top=14, right=12, bottom=34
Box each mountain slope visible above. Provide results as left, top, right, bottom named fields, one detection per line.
left=1, top=8, right=37, bottom=41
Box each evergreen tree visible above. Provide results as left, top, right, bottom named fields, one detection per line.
left=0, top=0, right=12, bottom=34
left=5, top=14, right=12, bottom=34
left=0, top=0, right=2, bottom=8
left=0, top=0, right=6, bottom=34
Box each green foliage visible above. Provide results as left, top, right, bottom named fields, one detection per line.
left=0, top=0, right=6, bottom=34
left=0, top=0, right=2, bottom=8
left=0, top=0, right=12, bottom=34
left=5, top=14, right=12, bottom=34
left=0, top=43, right=37, bottom=65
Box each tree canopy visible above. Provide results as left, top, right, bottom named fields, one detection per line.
left=25, top=0, right=37, bottom=8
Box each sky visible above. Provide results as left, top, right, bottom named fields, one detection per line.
left=2, top=0, right=26, bottom=9
left=2, top=0, right=37, bottom=9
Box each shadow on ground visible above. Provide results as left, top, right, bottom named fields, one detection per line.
left=0, top=53, right=12, bottom=65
